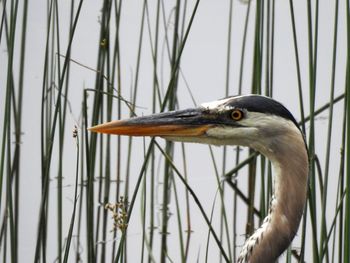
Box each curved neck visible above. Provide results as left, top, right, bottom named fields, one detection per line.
left=238, top=130, right=309, bottom=263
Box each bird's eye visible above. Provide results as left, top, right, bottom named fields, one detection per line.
left=231, top=109, right=244, bottom=121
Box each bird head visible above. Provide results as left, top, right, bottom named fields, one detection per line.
left=88, top=95, right=302, bottom=158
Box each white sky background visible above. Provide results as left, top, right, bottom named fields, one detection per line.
left=0, top=0, right=347, bottom=262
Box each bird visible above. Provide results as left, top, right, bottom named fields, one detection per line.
left=89, top=94, right=309, bottom=263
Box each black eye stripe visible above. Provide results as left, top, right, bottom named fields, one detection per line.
left=224, top=95, right=300, bottom=129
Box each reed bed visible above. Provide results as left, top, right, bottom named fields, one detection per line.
left=0, top=0, right=349, bottom=262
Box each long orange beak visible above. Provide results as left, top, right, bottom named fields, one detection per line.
left=88, top=108, right=215, bottom=137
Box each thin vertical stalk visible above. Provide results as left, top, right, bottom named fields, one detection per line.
left=160, top=1, right=181, bottom=261
left=288, top=0, right=306, bottom=134
left=36, top=0, right=54, bottom=259
left=306, top=0, right=320, bottom=261
left=337, top=93, right=347, bottom=263
left=111, top=1, right=123, bottom=260
left=180, top=144, right=192, bottom=261
left=246, top=0, right=262, bottom=237
left=221, top=0, right=233, bottom=259
left=320, top=0, right=339, bottom=260
left=264, top=0, right=271, bottom=97
left=344, top=0, right=350, bottom=261
left=11, top=0, right=28, bottom=259
left=238, top=1, right=251, bottom=93
left=62, top=132, right=80, bottom=262
left=76, top=103, right=85, bottom=263
left=54, top=0, right=64, bottom=261
left=149, top=1, right=160, bottom=260
left=3, top=0, right=20, bottom=260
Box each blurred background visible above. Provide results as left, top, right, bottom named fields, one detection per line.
left=0, top=0, right=349, bottom=262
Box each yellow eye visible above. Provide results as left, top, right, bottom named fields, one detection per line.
left=231, top=109, right=243, bottom=121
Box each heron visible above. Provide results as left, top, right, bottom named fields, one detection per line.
left=89, top=94, right=309, bottom=263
